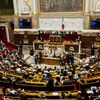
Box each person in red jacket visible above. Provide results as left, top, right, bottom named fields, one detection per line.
left=0, top=93, right=5, bottom=100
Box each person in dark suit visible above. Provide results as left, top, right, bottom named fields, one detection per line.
left=38, top=51, right=42, bottom=63
left=91, top=45, right=95, bottom=56
left=46, top=76, right=54, bottom=92
left=69, top=52, right=74, bottom=65
left=81, top=88, right=89, bottom=100
left=29, top=48, right=34, bottom=56
left=97, top=87, right=100, bottom=95
left=34, top=55, right=38, bottom=65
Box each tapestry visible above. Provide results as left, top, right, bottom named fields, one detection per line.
left=40, top=0, right=83, bottom=12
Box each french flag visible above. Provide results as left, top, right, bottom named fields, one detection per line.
left=61, top=17, right=64, bottom=30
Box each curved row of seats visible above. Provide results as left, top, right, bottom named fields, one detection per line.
left=0, top=79, right=100, bottom=91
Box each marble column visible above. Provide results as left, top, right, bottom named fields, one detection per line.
left=14, top=15, right=19, bottom=29
left=84, top=0, right=90, bottom=13
left=84, top=0, right=90, bottom=29
left=32, top=0, right=39, bottom=28
left=32, top=0, right=38, bottom=14
left=13, top=0, right=18, bottom=15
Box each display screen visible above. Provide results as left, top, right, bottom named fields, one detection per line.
left=19, top=19, right=32, bottom=28
left=90, top=19, right=100, bottom=29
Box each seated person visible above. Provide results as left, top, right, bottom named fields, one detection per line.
left=54, top=77, right=61, bottom=86
left=16, top=78, right=26, bottom=84
left=63, top=77, right=72, bottom=85
left=38, top=92, right=46, bottom=99
left=90, top=88, right=98, bottom=100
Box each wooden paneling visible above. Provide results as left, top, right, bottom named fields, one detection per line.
left=81, top=36, right=96, bottom=48
left=14, top=34, right=97, bottom=49
left=42, top=58, right=60, bottom=65
left=14, top=34, right=37, bottom=45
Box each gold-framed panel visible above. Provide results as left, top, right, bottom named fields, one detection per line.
left=38, top=0, right=85, bottom=13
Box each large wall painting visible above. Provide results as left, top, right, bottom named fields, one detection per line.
left=40, top=0, right=83, bottom=12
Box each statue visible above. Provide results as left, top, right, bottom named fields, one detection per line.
left=24, top=0, right=32, bottom=12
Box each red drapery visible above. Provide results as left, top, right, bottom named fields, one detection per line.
left=0, top=26, right=16, bottom=51
left=3, top=41, right=16, bottom=51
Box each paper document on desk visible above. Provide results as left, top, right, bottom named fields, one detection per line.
left=52, top=92, right=59, bottom=96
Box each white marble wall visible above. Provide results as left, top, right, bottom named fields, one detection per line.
left=39, top=17, right=62, bottom=30
left=64, top=17, right=83, bottom=30
left=39, top=17, right=83, bottom=31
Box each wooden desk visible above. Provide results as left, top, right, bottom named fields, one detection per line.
left=22, top=92, right=61, bottom=98
left=42, top=57, right=60, bottom=65
left=25, top=81, right=45, bottom=85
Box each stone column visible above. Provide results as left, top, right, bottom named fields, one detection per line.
left=84, top=14, right=90, bottom=29
left=14, top=15, right=19, bottom=29
left=13, top=0, right=18, bottom=15
left=84, top=0, right=90, bottom=13
left=32, top=0, right=38, bottom=14
left=32, top=0, right=39, bottom=28
left=84, top=0, right=90, bottom=29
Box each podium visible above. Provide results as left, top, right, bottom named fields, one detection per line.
left=50, top=35, right=62, bottom=43
left=33, top=40, right=81, bottom=65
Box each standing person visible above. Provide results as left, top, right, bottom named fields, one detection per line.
left=98, top=48, right=100, bottom=60
left=30, top=48, right=34, bottom=56
left=98, top=48, right=100, bottom=55
left=81, top=88, right=89, bottom=100
left=19, top=41, right=23, bottom=50
left=46, top=76, right=54, bottom=92
left=18, top=47, right=23, bottom=58
left=18, top=41, right=23, bottom=58
left=91, top=45, right=95, bottom=56
left=60, top=56, right=65, bottom=66
left=34, top=54, right=38, bottom=65
left=38, top=51, right=42, bottom=64
left=70, top=52, right=74, bottom=65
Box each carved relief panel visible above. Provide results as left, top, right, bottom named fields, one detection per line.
left=13, top=0, right=38, bottom=15
left=89, top=0, right=100, bottom=12
left=18, top=0, right=32, bottom=14
left=95, top=0, right=100, bottom=12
